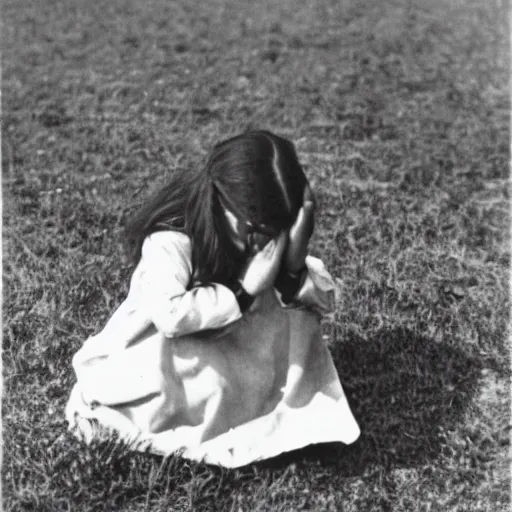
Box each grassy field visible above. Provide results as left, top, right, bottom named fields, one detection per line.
left=2, top=0, right=510, bottom=510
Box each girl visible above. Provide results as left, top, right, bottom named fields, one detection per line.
left=66, top=130, right=360, bottom=468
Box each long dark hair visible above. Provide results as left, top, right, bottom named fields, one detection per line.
left=124, top=130, right=309, bottom=288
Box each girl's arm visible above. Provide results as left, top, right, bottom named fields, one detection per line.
left=274, top=185, right=337, bottom=315
left=275, top=256, right=339, bottom=316
left=139, top=232, right=242, bottom=338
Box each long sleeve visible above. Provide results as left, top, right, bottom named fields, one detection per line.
left=275, top=256, right=339, bottom=317
left=138, top=232, right=242, bottom=338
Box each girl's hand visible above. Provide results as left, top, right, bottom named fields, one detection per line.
left=240, top=232, right=287, bottom=296
left=286, top=185, right=315, bottom=273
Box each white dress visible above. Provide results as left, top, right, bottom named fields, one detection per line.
left=66, top=231, right=360, bottom=468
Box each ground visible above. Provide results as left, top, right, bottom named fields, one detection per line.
left=2, top=0, right=510, bottom=510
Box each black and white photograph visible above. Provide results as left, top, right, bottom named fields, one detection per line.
left=3, top=0, right=510, bottom=510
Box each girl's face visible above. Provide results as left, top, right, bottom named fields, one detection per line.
left=224, top=210, right=246, bottom=252
left=224, top=210, right=277, bottom=256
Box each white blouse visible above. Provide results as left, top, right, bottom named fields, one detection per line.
left=138, top=232, right=242, bottom=338
left=124, top=230, right=336, bottom=340
left=66, top=230, right=359, bottom=467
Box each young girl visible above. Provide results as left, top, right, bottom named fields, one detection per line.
left=66, top=130, right=360, bottom=467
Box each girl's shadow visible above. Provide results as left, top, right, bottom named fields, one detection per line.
left=258, top=326, right=483, bottom=475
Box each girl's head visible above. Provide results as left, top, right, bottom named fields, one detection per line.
left=207, top=130, right=307, bottom=238
left=125, top=130, right=311, bottom=286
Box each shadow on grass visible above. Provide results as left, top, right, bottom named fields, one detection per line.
left=257, top=326, right=483, bottom=475
left=35, top=326, right=484, bottom=512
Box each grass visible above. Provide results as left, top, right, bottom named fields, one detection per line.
left=2, top=0, right=510, bottom=510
